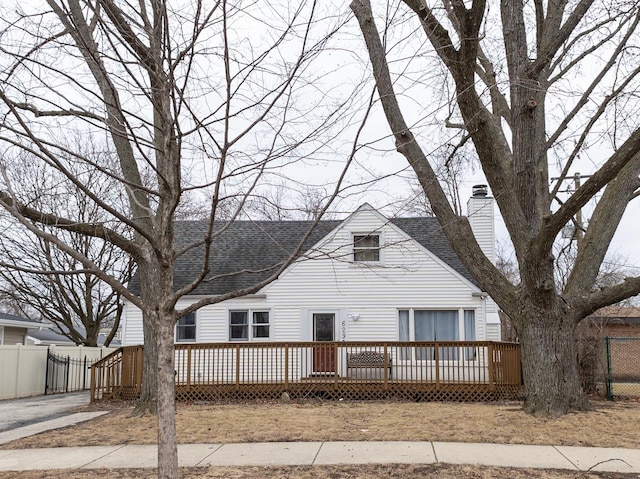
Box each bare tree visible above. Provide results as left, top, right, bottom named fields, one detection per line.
left=243, top=180, right=338, bottom=221
left=398, top=143, right=474, bottom=217
left=0, top=152, right=132, bottom=346
left=352, top=0, right=640, bottom=416
left=0, top=1, right=363, bottom=476
left=0, top=227, right=132, bottom=347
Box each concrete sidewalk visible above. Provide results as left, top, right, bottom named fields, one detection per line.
left=1, top=441, right=639, bottom=473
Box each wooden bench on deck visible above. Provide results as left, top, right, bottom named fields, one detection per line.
left=347, top=351, right=392, bottom=380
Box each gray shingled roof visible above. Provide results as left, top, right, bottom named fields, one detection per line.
left=28, top=327, right=121, bottom=346
left=128, top=216, right=478, bottom=296
left=0, top=312, right=43, bottom=326
left=390, top=217, right=477, bottom=286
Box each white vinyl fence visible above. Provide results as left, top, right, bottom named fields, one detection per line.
left=0, top=344, right=115, bottom=400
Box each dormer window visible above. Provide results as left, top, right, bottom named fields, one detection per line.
left=353, top=234, right=380, bottom=262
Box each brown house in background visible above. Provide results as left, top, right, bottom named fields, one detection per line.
left=588, top=306, right=640, bottom=338
left=578, top=306, right=640, bottom=395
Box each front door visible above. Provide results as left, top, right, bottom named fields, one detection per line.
left=313, top=313, right=335, bottom=373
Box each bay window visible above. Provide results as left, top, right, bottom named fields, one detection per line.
left=398, top=309, right=476, bottom=360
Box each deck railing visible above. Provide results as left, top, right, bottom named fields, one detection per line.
left=91, top=341, right=521, bottom=402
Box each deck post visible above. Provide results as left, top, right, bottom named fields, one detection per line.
left=334, top=342, right=339, bottom=388
left=135, top=346, right=144, bottom=396
left=434, top=343, right=440, bottom=390
left=383, top=343, right=389, bottom=390
left=106, top=358, right=112, bottom=398
left=186, top=345, right=192, bottom=391
left=235, top=344, right=240, bottom=391
left=284, top=343, right=289, bottom=391
left=488, top=342, right=496, bottom=392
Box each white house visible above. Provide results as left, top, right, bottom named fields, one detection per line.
left=122, top=187, right=501, bottom=349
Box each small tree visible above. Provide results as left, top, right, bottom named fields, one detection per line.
left=352, top=0, right=640, bottom=416
left=0, top=1, right=362, bottom=477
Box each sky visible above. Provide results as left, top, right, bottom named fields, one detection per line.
left=2, top=0, right=639, bottom=285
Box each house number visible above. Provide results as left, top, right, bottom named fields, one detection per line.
left=341, top=320, right=347, bottom=340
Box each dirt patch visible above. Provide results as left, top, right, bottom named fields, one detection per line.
left=0, top=464, right=637, bottom=479
left=2, top=398, right=639, bottom=450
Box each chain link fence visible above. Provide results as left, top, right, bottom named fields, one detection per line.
left=605, top=337, right=640, bottom=399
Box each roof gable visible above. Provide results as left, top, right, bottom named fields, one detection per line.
left=128, top=211, right=479, bottom=296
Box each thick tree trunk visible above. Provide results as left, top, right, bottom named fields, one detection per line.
left=132, top=253, right=179, bottom=477
left=135, top=317, right=158, bottom=415
left=135, top=261, right=160, bottom=416
left=518, top=312, right=589, bottom=416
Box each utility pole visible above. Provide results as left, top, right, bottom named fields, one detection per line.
left=573, top=172, right=584, bottom=242
left=551, top=172, right=592, bottom=242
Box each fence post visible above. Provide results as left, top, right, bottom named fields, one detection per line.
left=14, top=344, right=24, bottom=399
left=44, top=346, right=51, bottom=395
left=65, top=355, right=71, bottom=393
left=605, top=337, right=613, bottom=401
left=83, top=356, right=88, bottom=390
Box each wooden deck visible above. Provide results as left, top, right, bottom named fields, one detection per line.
left=90, top=341, right=522, bottom=402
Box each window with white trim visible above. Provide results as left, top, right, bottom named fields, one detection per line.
left=398, top=309, right=476, bottom=360
left=176, top=312, right=196, bottom=342
left=353, top=234, right=380, bottom=262
left=229, top=310, right=270, bottom=341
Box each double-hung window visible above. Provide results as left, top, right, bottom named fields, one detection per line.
left=229, top=310, right=270, bottom=341
left=353, top=234, right=380, bottom=262
left=176, top=312, right=196, bottom=342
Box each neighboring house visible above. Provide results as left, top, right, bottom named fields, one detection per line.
left=27, top=327, right=121, bottom=347
left=587, top=306, right=640, bottom=338
left=0, top=312, right=47, bottom=345
left=577, top=306, right=640, bottom=394
left=122, top=187, right=501, bottom=348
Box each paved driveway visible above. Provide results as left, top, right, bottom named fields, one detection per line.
left=0, top=392, right=90, bottom=432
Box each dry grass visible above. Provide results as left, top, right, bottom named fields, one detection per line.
left=2, top=398, right=639, bottom=450
left=0, top=464, right=637, bottom=479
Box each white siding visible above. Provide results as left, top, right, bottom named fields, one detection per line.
left=123, top=207, right=492, bottom=345
left=261, top=209, right=485, bottom=342
left=486, top=323, right=501, bottom=341
left=122, top=303, right=144, bottom=345
left=466, top=196, right=495, bottom=262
